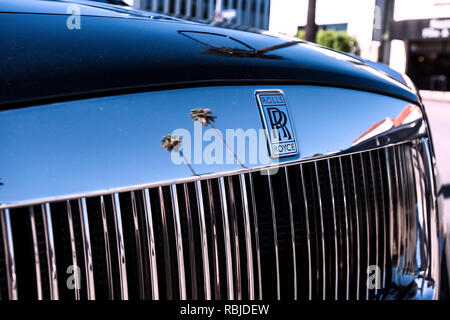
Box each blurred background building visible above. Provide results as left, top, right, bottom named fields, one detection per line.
left=132, top=0, right=271, bottom=29
left=390, top=0, right=450, bottom=91
left=269, top=0, right=450, bottom=93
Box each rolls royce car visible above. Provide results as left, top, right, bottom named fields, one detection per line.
left=0, top=0, right=448, bottom=300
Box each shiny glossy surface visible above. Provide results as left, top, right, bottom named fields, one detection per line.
left=0, top=1, right=417, bottom=108
left=111, top=193, right=128, bottom=299
left=99, top=195, right=114, bottom=299
left=170, top=185, right=187, bottom=300
left=0, top=209, right=17, bottom=299
left=42, top=203, right=59, bottom=300
left=66, top=200, right=81, bottom=300
left=142, top=189, right=159, bottom=300
left=0, top=85, right=425, bottom=206
left=0, top=140, right=441, bottom=300
left=29, top=207, right=43, bottom=299
left=0, top=0, right=176, bottom=19
left=79, top=198, right=96, bottom=299
left=218, top=177, right=234, bottom=299
left=0, top=0, right=443, bottom=302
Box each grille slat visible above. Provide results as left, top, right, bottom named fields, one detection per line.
left=79, top=199, right=96, bottom=299
left=248, top=172, right=263, bottom=300
left=385, top=146, right=398, bottom=287
left=327, top=159, right=339, bottom=300
left=375, top=150, right=388, bottom=291
left=314, top=162, right=327, bottom=300
left=226, top=176, right=242, bottom=299
left=111, top=193, right=129, bottom=299
left=194, top=181, right=211, bottom=300
left=0, top=209, right=17, bottom=300
left=349, top=155, right=361, bottom=300
left=392, top=147, right=402, bottom=269
left=157, top=187, right=173, bottom=299
left=283, top=168, right=297, bottom=300
left=41, top=203, right=59, bottom=300
left=169, top=185, right=187, bottom=300
left=66, top=201, right=81, bottom=300
left=180, top=184, right=197, bottom=299
left=266, top=173, right=281, bottom=300
left=129, top=191, right=145, bottom=299
left=239, top=174, right=255, bottom=300
left=338, top=157, right=351, bottom=300
left=143, top=189, right=160, bottom=299
left=205, top=180, right=221, bottom=299
left=0, top=142, right=439, bottom=300
left=99, top=196, right=114, bottom=299
left=218, top=177, right=234, bottom=299
left=299, top=164, right=313, bottom=300
left=359, top=154, right=371, bottom=300
left=29, top=207, right=43, bottom=300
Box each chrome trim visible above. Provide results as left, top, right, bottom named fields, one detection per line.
left=376, top=151, right=387, bottom=291
left=218, top=177, right=234, bottom=300
left=248, top=173, right=262, bottom=300
left=239, top=174, right=255, bottom=300
left=66, top=201, right=81, bottom=300
left=112, top=193, right=129, bottom=299
left=384, top=148, right=396, bottom=273
left=338, top=158, right=350, bottom=300
left=349, top=156, right=361, bottom=300
left=158, top=186, right=173, bottom=299
left=143, top=189, right=159, bottom=300
left=79, top=198, right=96, bottom=300
left=0, top=209, right=17, bottom=300
left=29, top=207, right=43, bottom=300
left=0, top=143, right=419, bottom=210
left=0, top=140, right=440, bottom=300
left=100, top=196, right=114, bottom=300
left=368, top=152, right=380, bottom=297
left=283, top=168, right=297, bottom=300
left=194, top=180, right=211, bottom=300
left=299, top=164, right=312, bottom=300
left=359, top=154, right=370, bottom=300
left=314, top=162, right=326, bottom=300
left=411, top=143, right=429, bottom=290
left=422, top=138, right=440, bottom=297
left=327, top=159, right=339, bottom=300
left=42, top=203, right=59, bottom=300
left=130, top=191, right=145, bottom=299
left=1, top=85, right=424, bottom=206
left=411, top=144, right=429, bottom=276
left=170, top=185, right=187, bottom=300
left=182, top=183, right=197, bottom=299
left=227, top=176, right=242, bottom=299
left=404, top=146, right=416, bottom=274
left=206, top=180, right=220, bottom=299
left=416, top=142, right=431, bottom=279
left=392, top=146, right=402, bottom=269
left=267, top=173, right=280, bottom=300
left=396, top=146, right=407, bottom=272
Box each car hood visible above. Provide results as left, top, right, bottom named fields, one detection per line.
left=0, top=0, right=418, bottom=108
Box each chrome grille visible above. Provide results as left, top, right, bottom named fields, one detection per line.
left=0, top=139, right=439, bottom=300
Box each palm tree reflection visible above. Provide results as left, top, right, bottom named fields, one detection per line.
left=190, top=108, right=246, bottom=168
left=161, top=134, right=198, bottom=176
